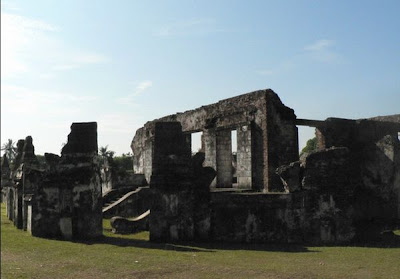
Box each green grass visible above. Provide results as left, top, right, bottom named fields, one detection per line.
left=2, top=202, right=400, bottom=279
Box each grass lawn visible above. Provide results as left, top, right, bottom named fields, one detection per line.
left=2, top=202, right=400, bottom=279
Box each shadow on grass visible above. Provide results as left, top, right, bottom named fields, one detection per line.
left=349, top=231, right=400, bottom=248
left=74, top=235, right=216, bottom=252
left=74, top=232, right=315, bottom=253
left=74, top=229, right=400, bottom=252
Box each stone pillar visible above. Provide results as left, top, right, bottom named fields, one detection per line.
left=216, top=129, right=232, bottom=188
left=236, top=124, right=252, bottom=189
left=150, top=122, right=195, bottom=242
left=183, top=133, right=192, bottom=154
left=61, top=122, right=102, bottom=239
left=203, top=128, right=217, bottom=188
left=14, top=183, right=23, bottom=229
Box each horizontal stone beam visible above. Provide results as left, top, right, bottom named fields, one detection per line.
left=295, top=119, right=325, bottom=127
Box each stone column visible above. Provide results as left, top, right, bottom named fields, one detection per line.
left=183, top=133, right=192, bottom=155
left=236, top=124, right=252, bottom=189
left=216, top=129, right=232, bottom=188
left=150, top=122, right=195, bottom=242
left=203, top=128, right=217, bottom=188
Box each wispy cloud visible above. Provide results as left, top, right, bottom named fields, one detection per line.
left=53, top=53, right=109, bottom=71
left=136, top=80, right=153, bottom=94
left=1, top=0, right=20, bottom=11
left=156, top=18, right=226, bottom=37
left=304, top=39, right=334, bottom=52
left=1, top=12, right=109, bottom=79
left=303, top=39, right=342, bottom=63
left=256, top=40, right=342, bottom=76
left=117, top=80, right=153, bottom=105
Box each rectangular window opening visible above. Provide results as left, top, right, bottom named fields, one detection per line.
left=191, top=131, right=203, bottom=155
left=231, top=130, right=237, bottom=185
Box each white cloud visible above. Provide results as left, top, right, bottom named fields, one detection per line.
left=116, top=80, right=153, bottom=105
left=1, top=0, right=20, bottom=11
left=304, top=39, right=334, bottom=52
left=1, top=13, right=57, bottom=77
left=1, top=12, right=109, bottom=79
left=303, top=39, right=342, bottom=63
left=136, top=80, right=153, bottom=94
left=1, top=84, right=98, bottom=116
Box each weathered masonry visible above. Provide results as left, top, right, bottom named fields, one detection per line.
left=2, top=123, right=103, bottom=240
left=131, top=89, right=299, bottom=192
left=131, top=89, right=400, bottom=244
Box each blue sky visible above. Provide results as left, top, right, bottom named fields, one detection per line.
left=1, top=0, right=399, bottom=155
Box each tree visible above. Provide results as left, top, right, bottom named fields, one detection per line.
left=1, top=139, right=17, bottom=162
left=113, top=153, right=133, bottom=173
left=99, top=145, right=115, bottom=159
left=300, top=137, right=318, bottom=157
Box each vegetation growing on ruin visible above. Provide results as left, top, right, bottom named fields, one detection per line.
left=2, top=203, right=400, bottom=279
left=300, top=137, right=318, bottom=156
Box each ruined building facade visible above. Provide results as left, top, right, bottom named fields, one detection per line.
left=132, top=90, right=299, bottom=193
left=131, top=89, right=400, bottom=244
left=2, top=89, right=399, bottom=244
left=2, top=123, right=103, bottom=240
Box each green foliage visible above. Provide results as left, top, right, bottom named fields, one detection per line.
left=99, top=145, right=115, bottom=159
left=1, top=139, right=17, bottom=162
left=300, top=137, right=318, bottom=156
left=112, top=153, right=133, bottom=173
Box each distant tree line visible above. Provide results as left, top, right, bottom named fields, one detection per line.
left=1, top=140, right=132, bottom=174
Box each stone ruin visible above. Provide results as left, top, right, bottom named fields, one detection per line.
left=131, top=89, right=400, bottom=244
left=2, top=122, right=103, bottom=240
left=2, top=89, right=399, bottom=244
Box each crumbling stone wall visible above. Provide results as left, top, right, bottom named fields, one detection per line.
left=297, top=115, right=400, bottom=240
left=3, top=122, right=103, bottom=240
left=148, top=122, right=358, bottom=244
left=144, top=96, right=398, bottom=244
left=149, top=122, right=216, bottom=242
left=132, top=89, right=298, bottom=192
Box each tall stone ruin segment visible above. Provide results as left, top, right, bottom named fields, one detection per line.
left=131, top=89, right=299, bottom=192
left=2, top=122, right=103, bottom=240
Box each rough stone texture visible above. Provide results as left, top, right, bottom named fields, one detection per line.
left=216, top=129, right=232, bottom=188
left=301, top=147, right=352, bottom=192
left=3, top=123, right=103, bottom=240
left=61, top=122, right=98, bottom=155
left=297, top=116, right=400, bottom=241
left=209, top=147, right=357, bottom=244
left=354, top=134, right=400, bottom=240
left=131, top=89, right=298, bottom=192
left=301, top=147, right=356, bottom=243
left=369, top=114, right=400, bottom=124
left=236, top=124, right=252, bottom=189
left=276, top=161, right=301, bottom=193
left=149, top=122, right=216, bottom=242
left=210, top=192, right=306, bottom=243
left=149, top=122, right=195, bottom=242
left=1, top=155, right=12, bottom=204
left=103, top=186, right=151, bottom=218
left=110, top=210, right=149, bottom=234
left=12, top=139, right=25, bottom=171
left=21, top=136, right=38, bottom=165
